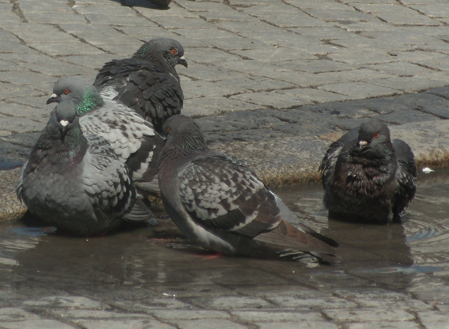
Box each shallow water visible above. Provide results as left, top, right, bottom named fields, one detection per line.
left=0, top=169, right=449, bottom=301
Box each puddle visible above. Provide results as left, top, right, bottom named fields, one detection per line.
left=0, top=169, right=448, bottom=301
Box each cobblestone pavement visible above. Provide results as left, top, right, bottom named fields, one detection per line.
left=1, top=0, right=449, bottom=328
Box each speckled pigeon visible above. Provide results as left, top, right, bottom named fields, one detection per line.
left=93, top=38, right=187, bottom=134
left=319, top=119, right=417, bottom=223
left=17, top=100, right=139, bottom=236
left=47, top=76, right=164, bottom=201
left=158, top=115, right=340, bottom=264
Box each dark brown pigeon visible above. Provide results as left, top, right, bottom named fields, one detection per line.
left=319, top=119, right=417, bottom=223
left=94, top=38, right=187, bottom=134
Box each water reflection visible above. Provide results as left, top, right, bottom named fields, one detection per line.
left=0, top=169, right=448, bottom=302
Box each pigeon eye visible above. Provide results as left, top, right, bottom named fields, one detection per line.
left=374, top=132, right=380, bottom=138
left=170, top=48, right=178, bottom=55
left=167, top=127, right=172, bottom=134
left=64, top=89, right=70, bottom=95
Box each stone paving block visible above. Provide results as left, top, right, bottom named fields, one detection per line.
left=24, top=13, right=86, bottom=24
left=185, top=47, right=242, bottom=64
left=18, top=60, right=96, bottom=77
left=231, top=285, right=333, bottom=298
left=0, top=83, right=44, bottom=99
left=0, top=319, right=77, bottom=329
left=172, top=28, right=238, bottom=41
left=231, top=310, right=325, bottom=322
left=22, top=296, right=103, bottom=309
left=418, top=311, right=449, bottom=329
left=276, top=59, right=353, bottom=73
left=327, top=49, right=395, bottom=65
left=196, top=296, right=273, bottom=310
left=134, top=5, right=199, bottom=19
left=231, top=91, right=312, bottom=108
left=257, top=322, right=337, bottom=329
left=267, top=296, right=357, bottom=310
left=208, top=36, right=272, bottom=51
left=31, top=42, right=105, bottom=56
left=172, top=319, right=247, bottom=329
left=411, top=4, right=449, bottom=18
left=275, top=88, right=348, bottom=103
left=346, top=322, right=420, bottom=329
left=379, top=109, right=440, bottom=123
left=183, top=97, right=262, bottom=117
left=150, top=309, right=230, bottom=320
left=0, top=102, right=49, bottom=123
left=183, top=80, right=243, bottom=98
left=366, top=62, right=437, bottom=76
left=332, top=288, right=409, bottom=299
left=18, top=1, right=71, bottom=13
left=111, top=298, right=194, bottom=311
left=370, top=77, right=448, bottom=94
left=354, top=298, right=433, bottom=311
left=323, top=309, right=415, bottom=323
left=62, top=54, right=118, bottom=70
left=0, top=307, right=40, bottom=321
left=354, top=4, right=440, bottom=26
left=231, top=46, right=310, bottom=63
left=151, top=16, right=213, bottom=29
left=0, top=115, right=45, bottom=134
left=74, top=319, right=176, bottom=329
left=53, top=309, right=154, bottom=319
left=318, top=82, right=399, bottom=99
left=84, top=14, right=156, bottom=27
left=73, top=3, right=136, bottom=16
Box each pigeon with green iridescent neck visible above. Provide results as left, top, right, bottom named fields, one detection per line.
left=93, top=38, right=187, bottom=134
left=17, top=100, right=139, bottom=236
left=319, top=119, right=417, bottom=223
left=47, top=76, right=164, bottom=222
left=158, top=115, right=340, bottom=264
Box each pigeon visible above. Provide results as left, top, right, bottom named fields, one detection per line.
left=157, top=115, right=340, bottom=264
left=47, top=76, right=164, bottom=201
left=17, top=100, right=139, bottom=236
left=93, top=38, right=187, bottom=134
left=319, top=119, right=417, bottom=223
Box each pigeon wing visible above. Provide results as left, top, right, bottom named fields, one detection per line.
left=115, top=66, right=184, bottom=133
left=83, top=134, right=135, bottom=218
left=392, top=139, right=417, bottom=213
left=178, top=154, right=281, bottom=237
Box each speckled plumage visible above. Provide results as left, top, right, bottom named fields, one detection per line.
left=47, top=76, right=164, bottom=198
left=158, top=115, right=340, bottom=264
left=319, top=119, right=417, bottom=223
left=93, top=38, right=187, bottom=134
left=17, top=100, right=136, bottom=236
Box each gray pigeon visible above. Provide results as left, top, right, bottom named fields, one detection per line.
left=47, top=76, right=164, bottom=201
left=319, top=119, right=417, bottom=223
left=158, top=115, right=340, bottom=264
left=93, top=38, right=187, bottom=134
left=17, top=100, right=138, bottom=236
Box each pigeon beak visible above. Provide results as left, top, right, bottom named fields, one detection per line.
left=358, top=140, right=368, bottom=149
left=178, top=56, right=188, bottom=68
left=46, top=94, right=59, bottom=105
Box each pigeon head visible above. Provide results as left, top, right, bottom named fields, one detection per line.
left=162, top=115, right=206, bottom=151
left=47, top=76, right=104, bottom=116
left=53, top=100, right=80, bottom=140
left=357, top=119, right=391, bottom=151
left=133, top=38, right=188, bottom=69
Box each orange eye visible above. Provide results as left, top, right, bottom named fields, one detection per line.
left=167, top=127, right=172, bottom=134
left=374, top=132, right=380, bottom=138
left=64, top=89, right=70, bottom=95
left=170, top=48, right=178, bottom=55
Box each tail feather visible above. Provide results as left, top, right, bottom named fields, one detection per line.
left=254, top=220, right=340, bottom=265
